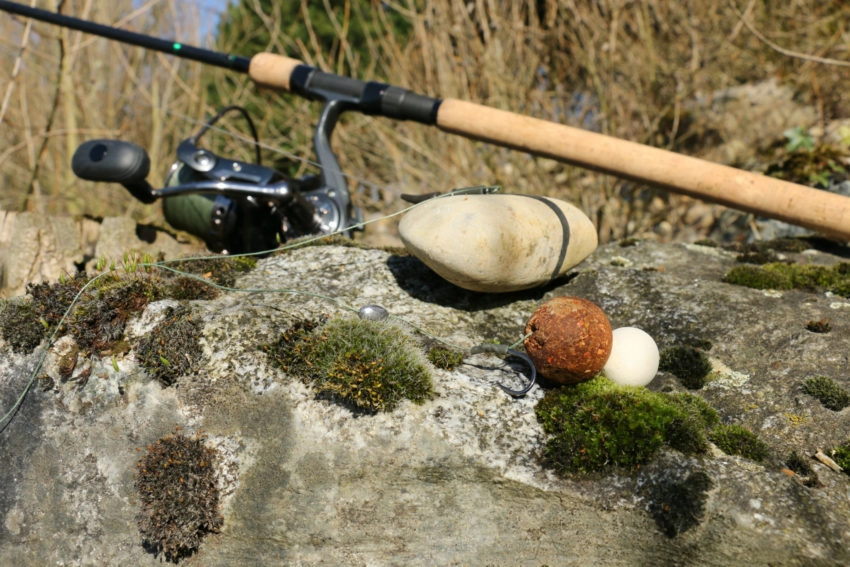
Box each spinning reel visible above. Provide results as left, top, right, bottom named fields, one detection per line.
left=72, top=103, right=362, bottom=255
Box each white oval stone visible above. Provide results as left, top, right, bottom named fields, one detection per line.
left=398, top=194, right=598, bottom=292
left=603, top=327, right=660, bottom=387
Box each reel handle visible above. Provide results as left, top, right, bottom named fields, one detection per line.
left=72, top=139, right=157, bottom=204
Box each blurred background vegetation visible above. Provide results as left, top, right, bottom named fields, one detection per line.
left=1, top=0, right=849, bottom=246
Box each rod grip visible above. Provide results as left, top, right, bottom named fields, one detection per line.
left=436, top=98, right=850, bottom=241
left=249, top=52, right=304, bottom=91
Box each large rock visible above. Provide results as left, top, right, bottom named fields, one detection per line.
left=1, top=238, right=850, bottom=565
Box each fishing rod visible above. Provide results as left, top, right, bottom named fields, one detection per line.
left=3, top=0, right=850, bottom=241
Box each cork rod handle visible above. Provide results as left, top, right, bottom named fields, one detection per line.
left=436, top=98, right=850, bottom=241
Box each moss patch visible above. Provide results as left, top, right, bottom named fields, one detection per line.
left=135, top=306, right=203, bottom=387
left=802, top=375, right=850, bottom=411
left=659, top=346, right=712, bottom=389
left=709, top=424, right=770, bottom=462
left=265, top=317, right=434, bottom=414
left=68, top=275, right=165, bottom=352
left=427, top=345, right=465, bottom=370
left=765, top=143, right=849, bottom=188
left=135, top=431, right=222, bottom=562
left=723, top=262, right=850, bottom=297
left=0, top=299, right=48, bottom=353
left=163, top=256, right=257, bottom=300
left=831, top=441, right=850, bottom=474
left=2, top=256, right=256, bottom=355
left=535, top=378, right=718, bottom=475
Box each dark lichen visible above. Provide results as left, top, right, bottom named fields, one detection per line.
left=535, top=378, right=716, bottom=476
left=26, top=273, right=91, bottom=335
left=805, top=318, right=832, bottom=333
left=426, top=345, right=465, bottom=370
left=659, top=346, right=712, bottom=389
left=136, top=305, right=202, bottom=386
left=648, top=471, right=714, bottom=538
left=163, top=256, right=257, bottom=300
left=802, top=375, right=850, bottom=411
left=266, top=317, right=434, bottom=414
left=135, top=431, right=222, bottom=563
left=723, top=262, right=850, bottom=297
left=68, top=275, right=165, bottom=352
left=785, top=451, right=822, bottom=487
left=709, top=424, right=770, bottom=462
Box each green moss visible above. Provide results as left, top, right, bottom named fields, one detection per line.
left=136, top=306, right=202, bottom=386
left=649, top=471, right=714, bottom=538
left=664, top=392, right=720, bottom=454
left=135, top=431, right=222, bottom=562
left=263, top=317, right=327, bottom=373
left=832, top=441, right=850, bottom=473
left=0, top=299, right=48, bottom=353
left=802, top=375, right=850, bottom=411
left=427, top=345, right=465, bottom=370
left=266, top=317, right=434, bottom=414
left=723, top=262, right=850, bottom=297
left=535, top=378, right=716, bottom=475
left=709, top=424, right=770, bottom=462
left=659, top=346, right=712, bottom=389
left=765, top=143, right=849, bottom=188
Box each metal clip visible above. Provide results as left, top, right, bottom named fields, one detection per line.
left=468, top=343, right=537, bottom=397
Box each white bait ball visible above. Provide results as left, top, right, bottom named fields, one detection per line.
left=603, top=327, right=659, bottom=387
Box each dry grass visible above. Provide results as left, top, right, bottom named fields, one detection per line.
left=2, top=0, right=849, bottom=244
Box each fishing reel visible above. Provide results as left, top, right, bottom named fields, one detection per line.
left=72, top=104, right=362, bottom=254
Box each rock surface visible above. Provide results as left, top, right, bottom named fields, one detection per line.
left=2, top=235, right=850, bottom=566
left=0, top=210, right=204, bottom=298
